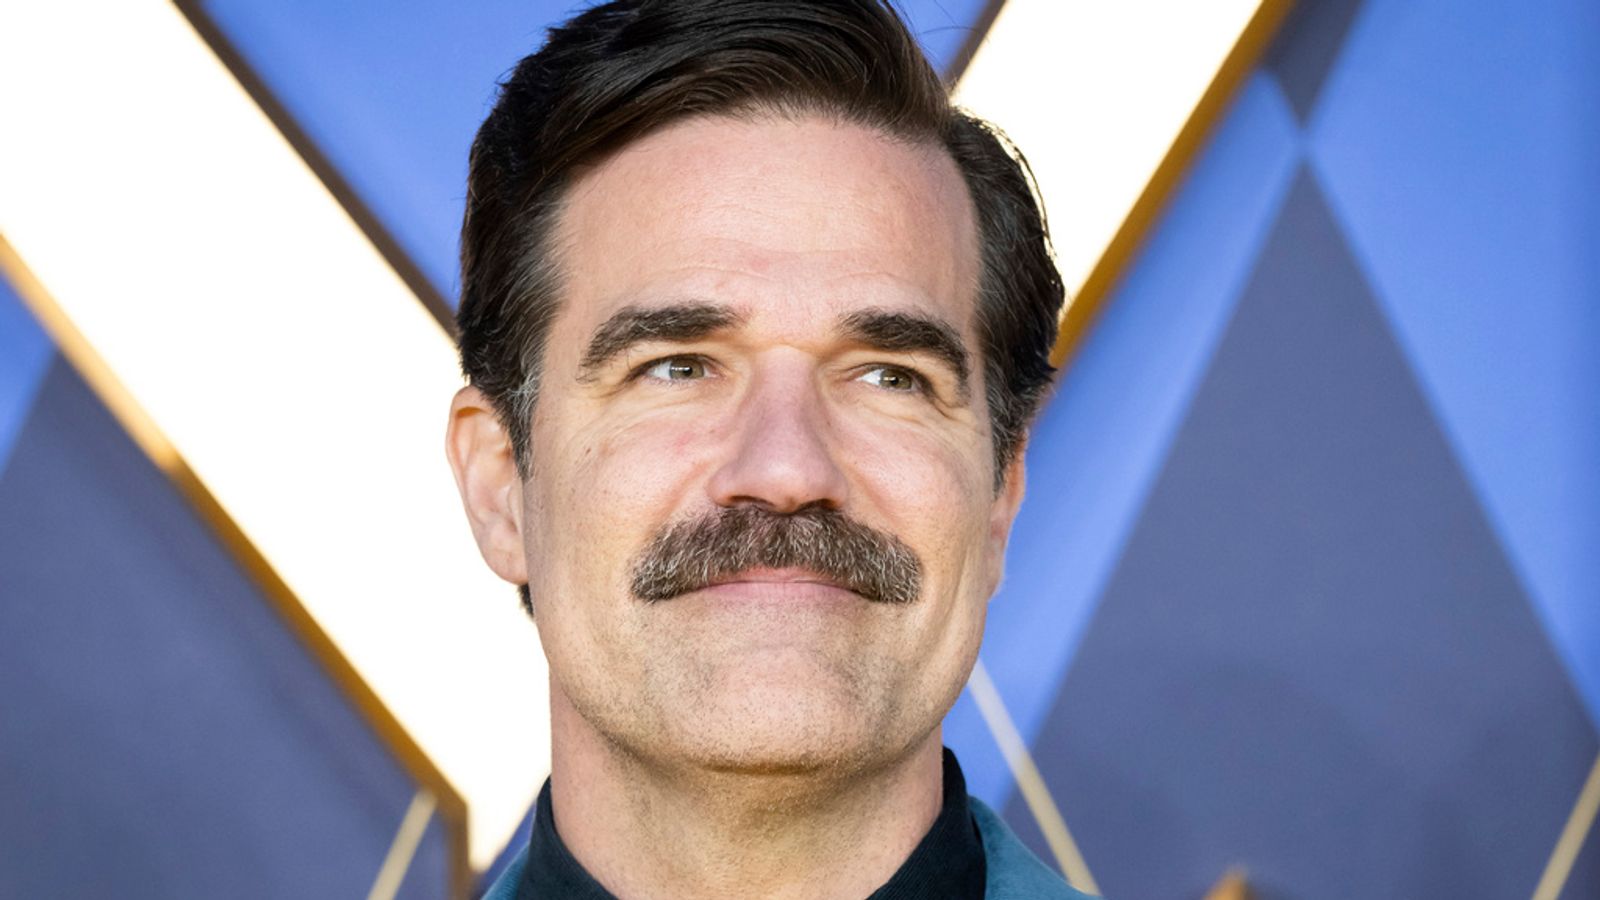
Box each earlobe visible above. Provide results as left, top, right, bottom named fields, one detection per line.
left=985, top=445, right=1028, bottom=595
left=445, top=386, right=530, bottom=586
left=995, top=447, right=1027, bottom=537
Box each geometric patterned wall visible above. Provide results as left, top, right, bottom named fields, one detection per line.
left=0, top=274, right=452, bottom=898
left=190, top=0, right=997, bottom=317
left=4, top=0, right=1595, bottom=896
left=945, top=1, right=1600, bottom=895
left=0, top=3, right=998, bottom=896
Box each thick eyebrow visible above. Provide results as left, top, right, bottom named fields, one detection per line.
left=578, top=302, right=743, bottom=378
left=839, top=309, right=971, bottom=398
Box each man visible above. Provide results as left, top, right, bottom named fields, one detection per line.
left=445, top=1, right=1088, bottom=897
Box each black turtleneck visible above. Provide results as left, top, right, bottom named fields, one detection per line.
left=516, top=748, right=986, bottom=898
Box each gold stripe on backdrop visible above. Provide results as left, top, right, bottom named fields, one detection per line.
left=0, top=0, right=548, bottom=870
left=367, top=791, right=439, bottom=900
left=0, top=234, right=473, bottom=900
left=968, top=659, right=1101, bottom=895
left=1532, top=750, right=1600, bottom=900
left=1044, top=0, right=1295, bottom=370
left=955, top=3, right=1296, bottom=895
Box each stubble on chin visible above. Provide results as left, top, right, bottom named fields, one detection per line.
left=568, top=615, right=927, bottom=789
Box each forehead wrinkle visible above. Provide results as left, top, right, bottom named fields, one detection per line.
left=578, top=302, right=744, bottom=379
left=565, top=116, right=973, bottom=270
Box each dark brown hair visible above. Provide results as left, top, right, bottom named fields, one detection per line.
left=458, top=0, right=1063, bottom=482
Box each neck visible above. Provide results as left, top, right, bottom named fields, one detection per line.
left=547, top=687, right=945, bottom=900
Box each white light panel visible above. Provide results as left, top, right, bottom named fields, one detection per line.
left=955, top=0, right=1265, bottom=303
left=0, top=0, right=547, bottom=869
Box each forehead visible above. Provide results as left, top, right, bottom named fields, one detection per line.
left=552, top=114, right=980, bottom=335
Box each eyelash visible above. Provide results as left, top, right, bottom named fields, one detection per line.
left=625, top=355, right=933, bottom=396
left=858, top=364, right=931, bottom=395
left=627, top=354, right=714, bottom=384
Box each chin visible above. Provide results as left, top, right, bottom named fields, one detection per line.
left=664, top=677, right=913, bottom=779
left=573, top=634, right=951, bottom=779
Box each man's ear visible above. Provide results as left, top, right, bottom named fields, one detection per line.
left=985, top=441, right=1028, bottom=596
left=445, top=386, right=529, bottom=587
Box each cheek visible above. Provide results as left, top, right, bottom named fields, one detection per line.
left=585, top=412, right=722, bottom=505
left=837, top=420, right=993, bottom=554
left=530, top=411, right=720, bottom=570
left=834, top=423, right=996, bottom=689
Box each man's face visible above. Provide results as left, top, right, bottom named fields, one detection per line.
left=461, top=114, right=1026, bottom=775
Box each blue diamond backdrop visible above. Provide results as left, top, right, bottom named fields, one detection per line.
left=1, top=1, right=1595, bottom=896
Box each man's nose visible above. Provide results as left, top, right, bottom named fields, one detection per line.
left=706, top=361, right=849, bottom=514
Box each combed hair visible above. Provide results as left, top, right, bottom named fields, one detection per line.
left=458, top=0, right=1063, bottom=483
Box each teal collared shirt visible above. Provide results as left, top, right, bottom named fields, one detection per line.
left=481, top=793, right=1095, bottom=899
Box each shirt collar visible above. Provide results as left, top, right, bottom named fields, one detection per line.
left=516, top=748, right=986, bottom=898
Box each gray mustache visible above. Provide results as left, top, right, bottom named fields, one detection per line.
left=630, top=506, right=922, bottom=606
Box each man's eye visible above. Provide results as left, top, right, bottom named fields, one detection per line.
left=858, top=365, right=924, bottom=393
left=641, top=356, right=708, bottom=382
